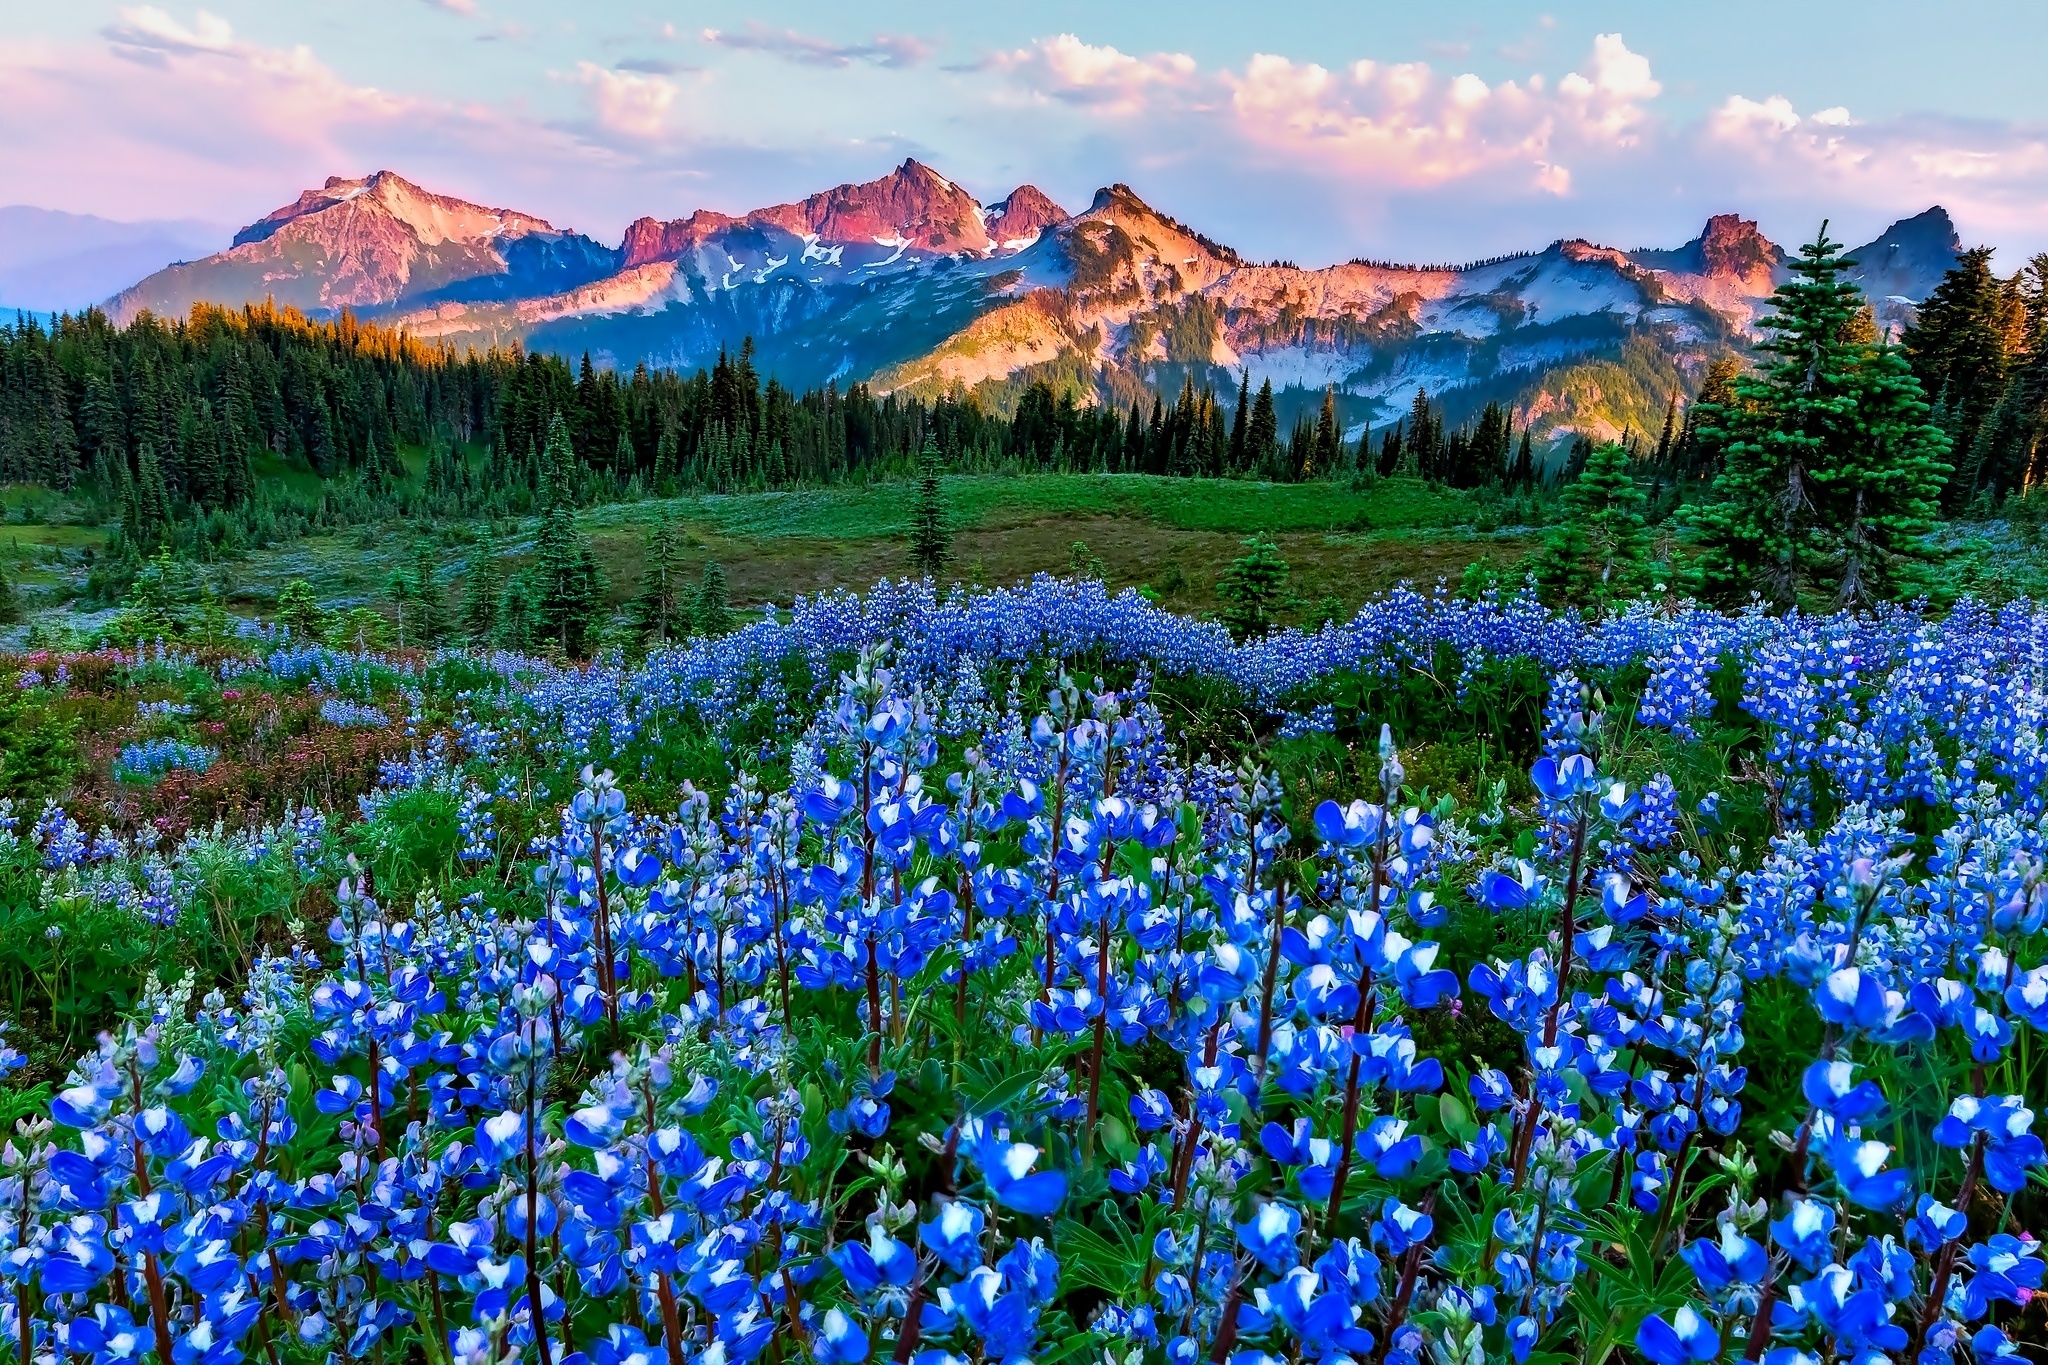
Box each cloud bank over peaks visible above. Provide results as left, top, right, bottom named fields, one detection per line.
left=989, top=32, right=1667, bottom=203
left=12, top=10, right=2048, bottom=265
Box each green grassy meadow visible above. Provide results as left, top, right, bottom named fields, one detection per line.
left=4, top=471, right=1551, bottom=625
left=273, top=474, right=1548, bottom=619
left=7, top=467, right=2042, bottom=637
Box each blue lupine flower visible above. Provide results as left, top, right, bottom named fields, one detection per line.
left=1636, top=1306, right=1719, bottom=1364
left=1234, top=1201, right=1301, bottom=1272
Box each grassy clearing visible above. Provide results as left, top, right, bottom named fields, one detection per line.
left=585, top=473, right=1511, bottom=543
left=246, top=451, right=330, bottom=501
left=208, top=475, right=1536, bottom=620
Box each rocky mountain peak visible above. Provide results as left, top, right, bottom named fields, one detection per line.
left=1843, top=206, right=1961, bottom=334
left=986, top=185, right=1067, bottom=247
left=232, top=171, right=554, bottom=250
left=750, top=157, right=990, bottom=253
left=1696, top=214, right=1781, bottom=278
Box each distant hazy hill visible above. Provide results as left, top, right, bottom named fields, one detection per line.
left=0, top=207, right=228, bottom=314
left=102, top=163, right=1963, bottom=443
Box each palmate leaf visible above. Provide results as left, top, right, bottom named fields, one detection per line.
left=1567, top=1201, right=1705, bottom=1365
left=955, top=1054, right=1049, bottom=1119
left=1054, top=1200, right=1157, bottom=1295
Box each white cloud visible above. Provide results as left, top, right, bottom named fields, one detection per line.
left=993, top=35, right=1199, bottom=115
left=20, top=13, right=2048, bottom=273
left=986, top=33, right=1667, bottom=193
left=102, top=6, right=237, bottom=62
left=575, top=62, right=678, bottom=141
left=1710, top=94, right=1803, bottom=138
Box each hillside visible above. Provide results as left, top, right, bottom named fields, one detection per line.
left=106, top=162, right=1963, bottom=443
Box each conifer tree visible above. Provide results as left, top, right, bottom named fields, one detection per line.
left=533, top=500, right=604, bottom=657
left=1677, top=357, right=1741, bottom=483
left=1469, top=402, right=1511, bottom=486
left=1406, top=388, right=1438, bottom=475
left=1905, top=245, right=2011, bottom=501
left=130, top=440, right=172, bottom=552
left=1215, top=535, right=1291, bottom=640
left=908, top=436, right=951, bottom=577
left=694, top=560, right=732, bottom=637
left=1246, top=381, right=1278, bottom=474
left=653, top=429, right=679, bottom=491
left=411, top=544, right=448, bottom=646
left=459, top=535, right=498, bottom=646
left=1229, top=371, right=1250, bottom=471
left=630, top=516, right=686, bottom=647
left=1539, top=442, right=1649, bottom=605
left=1691, top=224, right=1951, bottom=608
left=1309, top=388, right=1340, bottom=478
left=1509, top=430, right=1535, bottom=489
left=1378, top=422, right=1404, bottom=477
left=531, top=413, right=604, bottom=655
left=494, top=571, right=542, bottom=652
left=276, top=579, right=326, bottom=642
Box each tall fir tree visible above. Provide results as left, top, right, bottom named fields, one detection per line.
left=1229, top=371, right=1251, bottom=471
left=1406, top=388, right=1438, bottom=476
left=1539, top=442, right=1649, bottom=604
left=1691, top=224, right=1951, bottom=608
left=630, top=516, right=686, bottom=647
left=1677, top=357, right=1741, bottom=483
left=1245, top=380, right=1278, bottom=474
left=908, top=436, right=951, bottom=577
left=653, top=429, right=679, bottom=491
left=1509, top=430, right=1535, bottom=490
left=694, top=561, right=733, bottom=637
left=1653, top=393, right=1679, bottom=470
left=459, top=534, right=498, bottom=646
left=129, top=439, right=172, bottom=552
left=411, top=544, right=448, bottom=646
left=533, top=501, right=603, bottom=656
left=1309, top=388, right=1340, bottom=478
left=494, top=570, right=542, bottom=652
left=532, top=413, right=605, bottom=655
left=1904, top=245, right=2011, bottom=504
left=1377, top=422, right=1404, bottom=477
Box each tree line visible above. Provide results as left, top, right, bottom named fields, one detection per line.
left=6, top=224, right=2034, bottom=634
left=0, top=301, right=1580, bottom=551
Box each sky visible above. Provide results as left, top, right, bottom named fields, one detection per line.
left=6, top=0, right=2048, bottom=266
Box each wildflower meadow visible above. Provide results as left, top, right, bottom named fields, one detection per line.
left=0, top=574, right=2041, bottom=1365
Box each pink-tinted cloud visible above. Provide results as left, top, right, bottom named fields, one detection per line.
left=14, top=11, right=2048, bottom=268
left=0, top=8, right=687, bottom=232
left=1696, top=94, right=2048, bottom=246
left=990, top=33, right=1663, bottom=199
left=572, top=61, right=680, bottom=141
left=989, top=35, right=1201, bottom=116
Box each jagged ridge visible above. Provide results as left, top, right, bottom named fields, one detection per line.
left=106, top=165, right=1963, bottom=443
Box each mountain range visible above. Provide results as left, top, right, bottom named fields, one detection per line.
left=102, top=163, right=1963, bottom=442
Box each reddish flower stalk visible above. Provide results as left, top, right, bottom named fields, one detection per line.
left=1323, top=819, right=1390, bottom=1233
left=1251, top=878, right=1287, bottom=1090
